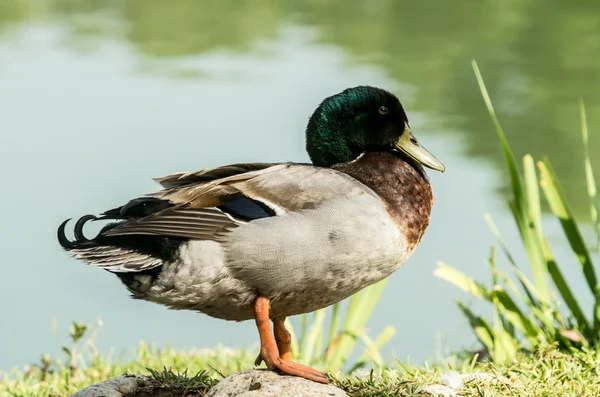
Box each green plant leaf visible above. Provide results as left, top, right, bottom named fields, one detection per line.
left=456, top=301, right=494, bottom=355
left=497, top=271, right=533, bottom=315
left=302, top=309, right=326, bottom=365
left=485, top=213, right=548, bottom=308
left=508, top=197, right=551, bottom=306
left=298, top=312, right=308, bottom=354
left=326, top=282, right=387, bottom=370
left=540, top=237, right=591, bottom=333
left=472, top=60, right=524, bottom=209
left=473, top=61, right=550, bottom=300
left=286, top=318, right=299, bottom=359
left=580, top=100, right=600, bottom=332
left=580, top=100, right=600, bottom=254
left=355, top=331, right=384, bottom=368
left=524, top=155, right=542, bottom=238
left=350, top=326, right=396, bottom=373
left=492, top=286, right=543, bottom=343
left=327, top=302, right=341, bottom=349
left=538, top=160, right=598, bottom=302
left=434, top=262, right=491, bottom=300
left=491, top=322, right=518, bottom=365
left=69, top=322, right=88, bottom=344
left=441, top=64, right=600, bottom=359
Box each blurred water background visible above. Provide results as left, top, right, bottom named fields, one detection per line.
left=1, top=0, right=599, bottom=370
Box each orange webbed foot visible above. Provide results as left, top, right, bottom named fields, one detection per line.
left=253, top=297, right=329, bottom=384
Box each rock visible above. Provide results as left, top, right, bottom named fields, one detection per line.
left=71, top=374, right=153, bottom=397
left=424, top=384, right=460, bottom=397
left=424, top=370, right=510, bottom=397
left=206, top=370, right=347, bottom=397
left=70, top=370, right=346, bottom=397
left=439, top=370, right=464, bottom=389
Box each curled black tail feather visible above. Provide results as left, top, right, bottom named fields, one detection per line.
left=58, top=216, right=120, bottom=250
left=74, top=215, right=97, bottom=242
left=57, top=218, right=76, bottom=249
left=58, top=197, right=187, bottom=296
left=58, top=197, right=186, bottom=263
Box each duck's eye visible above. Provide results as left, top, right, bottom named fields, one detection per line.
left=378, top=106, right=389, bottom=115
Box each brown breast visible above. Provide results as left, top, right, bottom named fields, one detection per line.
left=333, top=152, right=434, bottom=249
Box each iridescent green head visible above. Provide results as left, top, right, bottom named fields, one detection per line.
left=306, top=86, right=444, bottom=172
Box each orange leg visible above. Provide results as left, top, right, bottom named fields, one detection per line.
left=253, top=297, right=329, bottom=383
left=273, top=318, right=292, bottom=361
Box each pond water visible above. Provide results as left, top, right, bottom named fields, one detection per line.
left=1, top=0, right=599, bottom=371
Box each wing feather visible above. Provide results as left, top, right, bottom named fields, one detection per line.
left=71, top=246, right=162, bottom=272
left=154, top=163, right=278, bottom=189
left=104, top=206, right=242, bottom=239
left=104, top=162, right=368, bottom=241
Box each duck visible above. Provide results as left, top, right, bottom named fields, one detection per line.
left=57, top=86, right=445, bottom=383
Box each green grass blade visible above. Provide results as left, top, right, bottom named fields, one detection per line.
left=524, top=155, right=542, bottom=237
left=524, top=154, right=552, bottom=290
left=496, top=269, right=554, bottom=337
left=302, top=309, right=326, bottom=365
left=488, top=247, right=540, bottom=343
left=485, top=213, right=545, bottom=307
left=360, top=280, right=388, bottom=320
left=456, top=301, right=495, bottom=355
left=326, top=282, right=386, bottom=370
left=580, top=100, right=600, bottom=254
left=327, top=302, right=341, bottom=349
left=579, top=103, right=600, bottom=332
left=540, top=237, right=591, bottom=333
left=298, top=313, right=308, bottom=354
left=508, top=197, right=551, bottom=303
left=354, top=331, right=385, bottom=369
left=434, top=262, right=491, bottom=300
left=286, top=318, right=299, bottom=359
left=491, top=318, right=518, bottom=364
left=484, top=213, right=519, bottom=269
left=351, top=326, right=396, bottom=372
left=326, top=294, right=362, bottom=368
left=498, top=271, right=533, bottom=312
left=511, top=176, right=590, bottom=331
left=472, top=60, right=525, bottom=209
left=538, top=160, right=598, bottom=297
left=489, top=245, right=499, bottom=287
left=473, top=60, right=549, bottom=300
left=539, top=159, right=600, bottom=330
left=488, top=248, right=519, bottom=342
left=492, top=286, right=543, bottom=343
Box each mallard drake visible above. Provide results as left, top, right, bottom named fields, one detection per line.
left=58, top=86, right=444, bottom=383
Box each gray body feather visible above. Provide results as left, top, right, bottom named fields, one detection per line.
left=67, top=164, right=413, bottom=321
left=124, top=165, right=409, bottom=320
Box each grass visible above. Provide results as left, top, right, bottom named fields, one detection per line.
left=0, top=275, right=394, bottom=397
left=435, top=60, right=600, bottom=364
left=340, top=345, right=600, bottom=397
left=2, top=342, right=599, bottom=396
left=2, top=321, right=599, bottom=396
left=290, top=279, right=396, bottom=372
left=0, top=275, right=394, bottom=396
